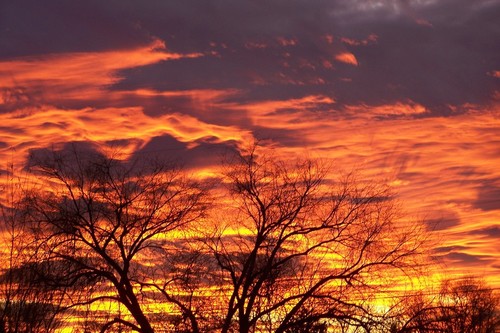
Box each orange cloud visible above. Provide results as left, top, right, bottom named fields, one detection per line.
left=323, top=34, right=335, bottom=45
left=276, top=37, right=297, bottom=47
left=335, top=52, right=358, bottom=66
left=0, top=39, right=203, bottom=104
left=0, top=39, right=251, bottom=176
left=345, top=102, right=429, bottom=117
left=0, top=105, right=251, bottom=168
left=487, top=70, right=500, bottom=78
left=244, top=41, right=268, bottom=50
left=225, top=95, right=335, bottom=129
left=341, top=34, right=378, bottom=46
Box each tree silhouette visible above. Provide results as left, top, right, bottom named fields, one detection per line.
left=389, top=277, right=499, bottom=333
left=3, top=143, right=463, bottom=333
left=23, top=146, right=207, bottom=333
left=0, top=165, right=64, bottom=333
left=202, top=145, right=425, bottom=333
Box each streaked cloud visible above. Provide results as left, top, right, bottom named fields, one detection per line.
left=0, top=39, right=202, bottom=111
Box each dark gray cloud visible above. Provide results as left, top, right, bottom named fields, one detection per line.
left=437, top=251, right=494, bottom=266
left=0, top=0, right=149, bottom=57
left=25, top=137, right=238, bottom=176
left=26, top=141, right=106, bottom=171
left=469, top=226, right=500, bottom=238
left=132, top=134, right=239, bottom=169
left=433, top=245, right=470, bottom=254
left=425, top=212, right=461, bottom=231
left=330, top=0, right=500, bottom=113
left=474, top=180, right=500, bottom=211
left=251, top=126, right=311, bottom=147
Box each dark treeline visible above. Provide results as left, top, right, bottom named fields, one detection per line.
left=0, top=143, right=498, bottom=333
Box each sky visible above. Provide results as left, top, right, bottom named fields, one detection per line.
left=0, top=0, right=499, bottom=286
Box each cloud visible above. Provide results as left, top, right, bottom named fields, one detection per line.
left=131, top=134, right=240, bottom=169
left=474, top=182, right=500, bottom=211
left=343, top=102, right=429, bottom=119
left=424, top=211, right=461, bottom=231
left=26, top=141, right=105, bottom=170
left=325, top=0, right=499, bottom=112
left=0, top=39, right=202, bottom=112
left=469, top=226, right=500, bottom=238
left=0, top=0, right=152, bottom=57
left=0, top=105, right=252, bottom=172
left=27, top=136, right=240, bottom=177
left=335, top=52, right=359, bottom=66
left=433, top=245, right=470, bottom=254
left=438, top=251, right=495, bottom=267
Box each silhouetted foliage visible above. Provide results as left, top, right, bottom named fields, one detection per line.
left=388, top=277, right=499, bottom=333
left=201, top=145, right=425, bottom=333
left=4, top=143, right=496, bottom=333
left=0, top=174, right=65, bottom=333
left=23, top=146, right=207, bottom=333
left=0, top=301, right=62, bottom=333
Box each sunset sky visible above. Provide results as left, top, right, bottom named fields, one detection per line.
left=1, top=0, right=499, bottom=287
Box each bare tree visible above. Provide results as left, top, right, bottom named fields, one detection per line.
left=388, top=277, right=499, bottom=333
left=0, top=164, right=64, bottom=333
left=9, top=142, right=434, bottom=332
left=23, top=145, right=207, bottom=333
left=203, top=145, right=425, bottom=333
